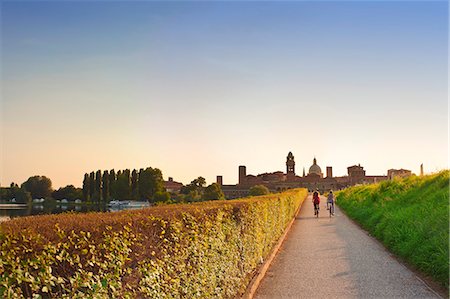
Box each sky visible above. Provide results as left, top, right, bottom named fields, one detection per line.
left=1, top=0, right=448, bottom=189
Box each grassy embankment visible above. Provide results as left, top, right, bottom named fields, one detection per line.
left=0, top=188, right=308, bottom=298
left=337, top=171, right=449, bottom=289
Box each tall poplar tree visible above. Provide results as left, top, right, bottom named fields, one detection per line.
left=82, top=173, right=90, bottom=201
left=89, top=172, right=95, bottom=202
left=95, top=170, right=102, bottom=202
left=116, top=170, right=131, bottom=200
left=109, top=169, right=116, bottom=200
left=102, top=170, right=109, bottom=202
left=131, top=169, right=138, bottom=200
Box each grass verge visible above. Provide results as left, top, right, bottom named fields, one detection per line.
left=337, top=171, right=449, bottom=289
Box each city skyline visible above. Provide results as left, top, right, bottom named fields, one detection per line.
left=1, top=1, right=448, bottom=188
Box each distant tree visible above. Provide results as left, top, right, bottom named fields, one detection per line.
left=139, top=167, right=165, bottom=202
left=89, top=172, right=95, bottom=202
left=52, top=185, right=82, bottom=201
left=10, top=182, right=18, bottom=188
left=249, top=185, right=270, bottom=196
left=115, top=171, right=131, bottom=200
left=180, top=177, right=206, bottom=195
left=102, top=170, right=110, bottom=202
left=0, top=187, right=10, bottom=201
left=124, top=169, right=131, bottom=198
left=202, top=183, right=225, bottom=201
left=82, top=173, right=90, bottom=201
left=185, top=190, right=201, bottom=203
left=131, top=169, right=138, bottom=200
left=138, top=168, right=145, bottom=200
left=149, top=168, right=164, bottom=199
left=11, top=187, right=31, bottom=204
left=94, top=170, right=102, bottom=202
left=153, top=191, right=171, bottom=203
left=21, top=176, right=53, bottom=199
left=109, top=169, right=116, bottom=200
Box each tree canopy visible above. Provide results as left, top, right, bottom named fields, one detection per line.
left=202, top=183, right=225, bottom=200
left=249, top=185, right=270, bottom=196
left=21, top=176, right=53, bottom=199
left=52, top=185, right=83, bottom=201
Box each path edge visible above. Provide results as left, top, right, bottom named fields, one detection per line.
left=336, top=203, right=447, bottom=299
left=240, top=195, right=307, bottom=299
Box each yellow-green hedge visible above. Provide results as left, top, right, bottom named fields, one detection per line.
left=0, top=188, right=307, bottom=298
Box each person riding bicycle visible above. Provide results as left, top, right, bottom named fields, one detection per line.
left=312, top=189, right=320, bottom=215
left=327, top=190, right=335, bottom=216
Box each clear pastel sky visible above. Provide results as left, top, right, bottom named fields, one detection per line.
left=1, top=0, right=448, bottom=189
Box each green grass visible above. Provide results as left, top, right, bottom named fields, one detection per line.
left=337, top=171, right=449, bottom=289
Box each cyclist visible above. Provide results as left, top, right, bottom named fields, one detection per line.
left=327, top=190, right=335, bottom=216
left=312, top=189, right=320, bottom=216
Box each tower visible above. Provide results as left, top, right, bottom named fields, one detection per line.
left=326, top=167, right=333, bottom=178
left=286, top=152, right=295, bottom=180
left=238, top=166, right=247, bottom=185
left=420, top=164, right=424, bottom=176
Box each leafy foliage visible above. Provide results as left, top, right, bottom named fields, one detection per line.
left=249, top=185, right=270, bottom=196
left=0, top=187, right=31, bottom=204
left=52, top=185, right=83, bottom=201
left=337, top=171, right=449, bottom=289
left=202, top=183, right=225, bottom=200
left=0, top=189, right=307, bottom=298
left=21, top=176, right=53, bottom=199
left=180, top=177, right=205, bottom=194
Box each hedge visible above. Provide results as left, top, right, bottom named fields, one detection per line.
left=0, top=188, right=308, bottom=298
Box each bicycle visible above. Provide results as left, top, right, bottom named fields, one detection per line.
left=314, top=203, right=319, bottom=218
left=329, top=202, right=334, bottom=217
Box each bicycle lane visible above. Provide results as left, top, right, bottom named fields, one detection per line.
left=253, top=195, right=440, bottom=298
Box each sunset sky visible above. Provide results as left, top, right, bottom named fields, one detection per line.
left=1, top=1, right=448, bottom=188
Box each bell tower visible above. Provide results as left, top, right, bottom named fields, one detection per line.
left=286, top=152, right=295, bottom=179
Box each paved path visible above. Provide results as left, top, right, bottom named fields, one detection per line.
left=254, top=195, right=440, bottom=299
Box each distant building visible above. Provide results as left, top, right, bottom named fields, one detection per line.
left=387, top=169, right=412, bottom=180
left=220, top=152, right=391, bottom=198
left=169, top=152, right=408, bottom=199
left=164, top=177, right=183, bottom=193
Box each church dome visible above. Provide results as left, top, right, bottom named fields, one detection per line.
left=308, top=157, right=322, bottom=176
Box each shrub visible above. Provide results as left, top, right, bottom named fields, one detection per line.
left=249, top=185, right=270, bottom=196
left=0, top=188, right=307, bottom=298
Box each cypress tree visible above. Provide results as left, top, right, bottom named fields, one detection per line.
left=138, top=168, right=144, bottom=200
left=109, top=169, right=116, bottom=200
left=131, top=169, right=138, bottom=200
left=82, top=173, right=90, bottom=201
left=124, top=169, right=131, bottom=199
left=102, top=170, right=109, bottom=202
left=89, top=172, right=95, bottom=202
left=95, top=170, right=102, bottom=202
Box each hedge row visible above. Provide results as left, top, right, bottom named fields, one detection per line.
left=0, top=188, right=308, bottom=298
left=336, top=171, right=449, bottom=289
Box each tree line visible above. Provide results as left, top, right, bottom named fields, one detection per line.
left=1, top=169, right=241, bottom=205
left=178, top=176, right=225, bottom=202
left=82, top=167, right=167, bottom=203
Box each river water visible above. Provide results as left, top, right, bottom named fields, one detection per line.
left=0, top=202, right=149, bottom=222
